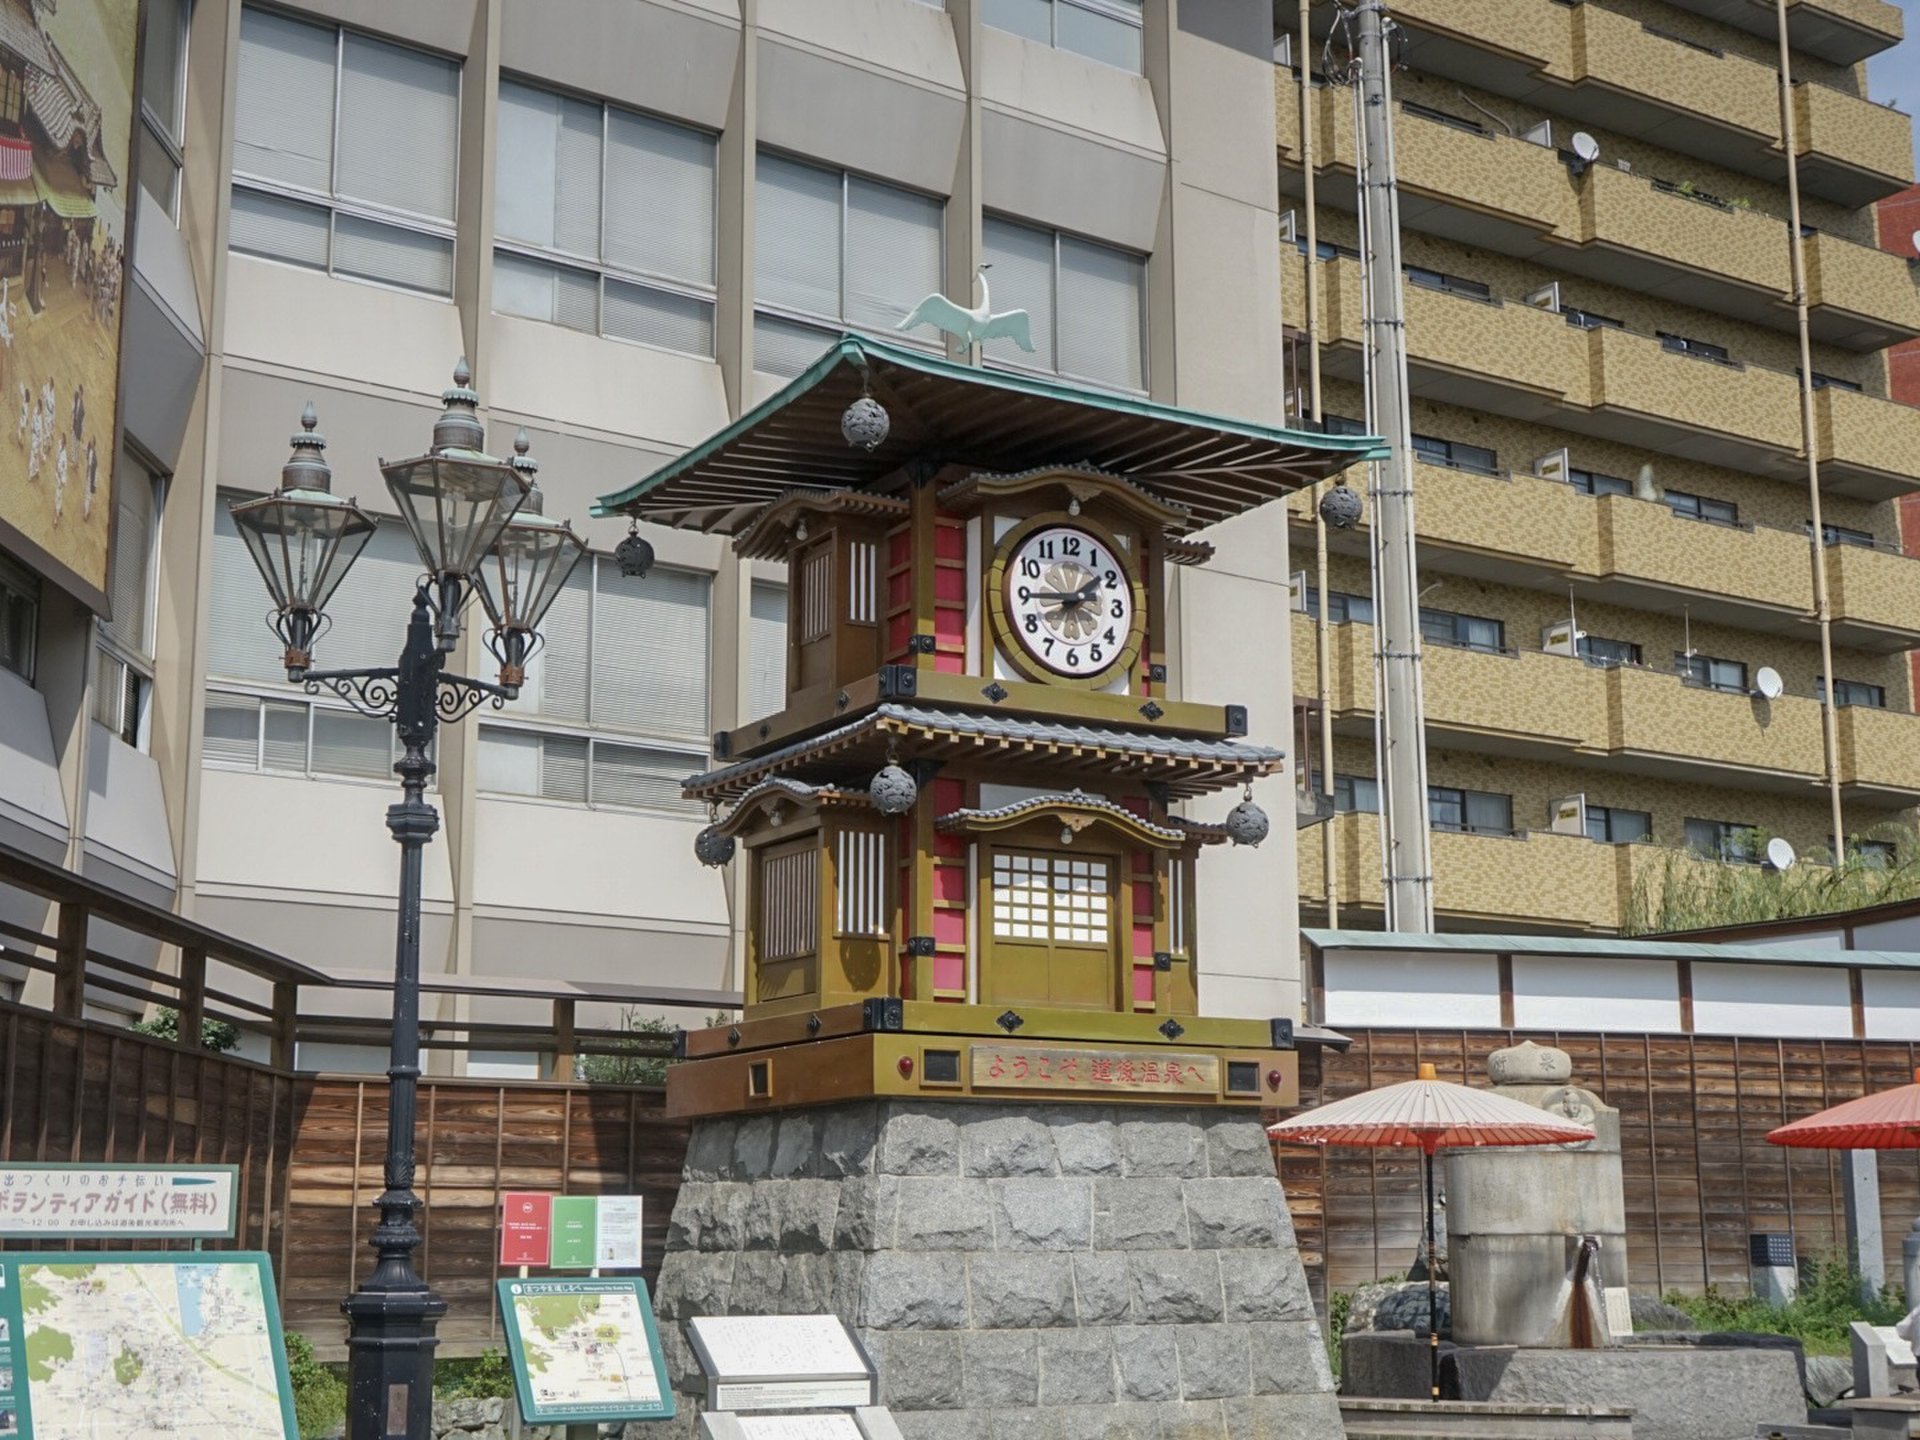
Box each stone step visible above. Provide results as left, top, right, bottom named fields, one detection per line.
left=1339, top=1399, right=1634, bottom=1439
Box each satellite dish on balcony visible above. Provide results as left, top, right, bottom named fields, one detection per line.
left=1909, top=228, right=1920, bottom=259
left=1571, top=132, right=1600, bottom=164
left=1753, top=665, right=1785, bottom=700
left=1765, top=837, right=1797, bottom=871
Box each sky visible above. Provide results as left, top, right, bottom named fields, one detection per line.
left=1869, top=0, right=1920, bottom=169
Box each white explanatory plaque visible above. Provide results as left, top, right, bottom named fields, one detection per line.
left=687, top=1314, right=877, bottom=1412
left=735, top=1416, right=864, bottom=1440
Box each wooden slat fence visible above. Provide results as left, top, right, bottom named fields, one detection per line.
left=1275, top=1029, right=1920, bottom=1306
left=0, top=1001, right=692, bottom=1357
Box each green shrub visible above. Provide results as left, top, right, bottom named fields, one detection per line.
left=131, top=1006, right=241, bottom=1053
left=1625, top=823, right=1920, bottom=935
left=437, top=1348, right=515, bottom=1401
left=1657, top=1252, right=1906, bottom=1355
left=283, top=1331, right=346, bottom=1439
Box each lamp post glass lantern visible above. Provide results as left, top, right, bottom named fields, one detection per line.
left=472, top=430, right=587, bottom=692
left=228, top=363, right=570, bottom=1440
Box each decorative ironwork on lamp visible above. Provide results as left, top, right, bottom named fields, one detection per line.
left=228, top=403, right=378, bottom=681
left=472, top=430, right=588, bottom=697
left=379, top=359, right=532, bottom=647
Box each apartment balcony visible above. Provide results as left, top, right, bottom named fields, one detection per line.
left=1363, top=0, right=1911, bottom=203
left=1803, top=231, right=1920, bottom=351
left=1289, top=471, right=1920, bottom=650
left=1794, top=80, right=1917, bottom=207
left=1825, top=542, right=1920, bottom=649
left=1604, top=663, right=1828, bottom=788
left=1289, top=255, right=1920, bottom=498
left=1291, top=611, right=1920, bottom=802
left=1837, top=705, right=1920, bottom=802
left=1593, top=495, right=1811, bottom=616
left=1664, top=0, right=1903, bottom=68
left=1815, top=384, right=1920, bottom=500
left=1278, top=77, right=1920, bottom=350
left=1298, top=810, right=1655, bottom=933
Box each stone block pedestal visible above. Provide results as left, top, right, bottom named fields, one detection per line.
left=649, top=1100, right=1341, bottom=1440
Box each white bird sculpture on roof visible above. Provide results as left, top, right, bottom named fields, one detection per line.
left=898, top=263, right=1035, bottom=354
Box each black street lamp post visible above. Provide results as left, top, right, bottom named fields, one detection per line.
left=231, top=363, right=585, bottom=1440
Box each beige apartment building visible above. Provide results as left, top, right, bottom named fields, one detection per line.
left=1276, top=0, right=1920, bottom=933
left=0, top=0, right=1327, bottom=1069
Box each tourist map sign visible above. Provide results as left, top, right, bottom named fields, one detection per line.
left=687, top=1314, right=876, bottom=1411
left=495, top=1276, right=674, bottom=1424
left=0, top=1165, right=239, bottom=1239
left=0, top=1252, right=297, bottom=1439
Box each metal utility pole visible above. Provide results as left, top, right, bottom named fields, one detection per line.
left=1299, top=0, right=1339, bottom=929
left=1350, top=0, right=1433, bottom=930
left=1773, top=0, right=1847, bottom=866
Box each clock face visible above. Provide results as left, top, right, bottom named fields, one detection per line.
left=1001, top=524, right=1135, bottom=680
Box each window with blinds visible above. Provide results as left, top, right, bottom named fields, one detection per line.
left=472, top=551, right=711, bottom=815
left=747, top=581, right=788, bottom=722
left=209, top=491, right=426, bottom=682
left=983, top=0, right=1144, bottom=69
left=138, top=0, right=190, bottom=218
left=202, top=689, right=408, bottom=782
left=493, top=79, right=718, bottom=356
left=0, top=550, right=37, bottom=683
left=230, top=8, right=459, bottom=294
left=752, top=153, right=943, bottom=377
left=94, top=456, right=163, bottom=749
left=982, top=216, right=1146, bottom=392
left=474, top=727, right=699, bottom=814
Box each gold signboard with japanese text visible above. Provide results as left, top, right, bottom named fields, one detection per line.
left=971, top=1043, right=1221, bottom=1097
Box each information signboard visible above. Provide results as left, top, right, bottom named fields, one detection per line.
left=500, top=1192, right=553, bottom=1267
left=549, top=1197, right=597, bottom=1270
left=495, top=1276, right=675, bottom=1425
left=0, top=1165, right=240, bottom=1240
left=594, top=1196, right=644, bottom=1270
left=687, top=1315, right=876, bottom=1412
left=0, top=1252, right=297, bottom=1439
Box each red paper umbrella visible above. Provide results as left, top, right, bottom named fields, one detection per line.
left=1768, top=1067, right=1920, bottom=1150
left=1270, top=1062, right=1596, bottom=1401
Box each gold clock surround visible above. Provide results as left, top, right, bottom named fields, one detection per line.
left=986, top=511, right=1147, bottom=691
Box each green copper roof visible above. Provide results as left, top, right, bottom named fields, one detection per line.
left=593, top=333, right=1384, bottom=533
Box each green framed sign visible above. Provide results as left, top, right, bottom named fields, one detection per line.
left=495, top=1276, right=675, bottom=1425
left=0, top=1164, right=241, bottom=1240
left=0, top=1251, right=297, bottom=1439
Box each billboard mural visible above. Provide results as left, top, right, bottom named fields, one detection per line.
left=0, top=0, right=137, bottom=609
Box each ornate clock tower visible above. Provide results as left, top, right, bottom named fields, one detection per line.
left=596, top=336, right=1376, bottom=1438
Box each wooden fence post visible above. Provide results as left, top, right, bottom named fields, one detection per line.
left=51, top=901, right=87, bottom=1019
left=177, top=948, right=207, bottom=1049
left=271, top=982, right=297, bottom=1072
left=551, top=999, right=576, bottom=1081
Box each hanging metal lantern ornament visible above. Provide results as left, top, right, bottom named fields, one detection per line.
left=614, top=517, right=655, bottom=579
left=1225, top=787, right=1271, bottom=847
left=841, top=375, right=890, bottom=452
left=694, top=824, right=736, bottom=867
left=1319, top=480, right=1363, bottom=531
left=869, top=762, right=917, bottom=815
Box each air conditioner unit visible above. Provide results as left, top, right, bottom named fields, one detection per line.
left=1279, top=210, right=1298, bottom=244
left=1285, top=387, right=1309, bottom=421
left=1541, top=619, right=1583, bottom=656
left=1288, top=570, right=1310, bottom=613
left=1522, top=119, right=1553, bottom=148
left=1549, top=793, right=1587, bottom=836
left=1275, top=31, right=1294, bottom=68
left=1524, top=282, right=1561, bottom=312
left=1533, top=448, right=1571, bottom=484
